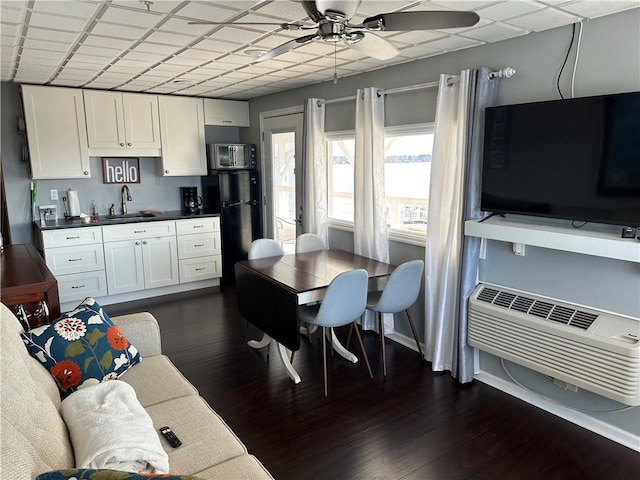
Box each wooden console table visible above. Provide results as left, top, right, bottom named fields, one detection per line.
left=1, top=243, right=60, bottom=326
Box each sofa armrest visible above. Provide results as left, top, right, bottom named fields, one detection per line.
left=112, top=312, right=162, bottom=358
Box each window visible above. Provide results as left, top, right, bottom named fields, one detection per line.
left=326, top=124, right=434, bottom=237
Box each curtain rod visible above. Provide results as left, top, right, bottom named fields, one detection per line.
left=319, top=67, right=515, bottom=106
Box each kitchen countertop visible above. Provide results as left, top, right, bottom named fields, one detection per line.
left=35, top=210, right=220, bottom=230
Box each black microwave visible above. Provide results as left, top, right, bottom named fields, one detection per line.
left=207, top=143, right=256, bottom=170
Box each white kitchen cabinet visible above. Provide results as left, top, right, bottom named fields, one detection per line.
left=204, top=99, right=249, bottom=127
left=103, top=221, right=178, bottom=294
left=84, top=90, right=161, bottom=156
left=157, top=96, right=206, bottom=176
left=39, top=226, right=107, bottom=304
left=21, top=85, right=91, bottom=179
left=176, top=218, right=222, bottom=283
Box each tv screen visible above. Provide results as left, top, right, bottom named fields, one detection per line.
left=481, top=91, right=640, bottom=227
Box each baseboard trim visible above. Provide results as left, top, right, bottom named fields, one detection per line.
left=475, top=370, right=640, bottom=452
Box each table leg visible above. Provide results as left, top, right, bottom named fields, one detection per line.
left=328, top=328, right=358, bottom=364
left=247, top=333, right=272, bottom=349
left=277, top=342, right=301, bottom=384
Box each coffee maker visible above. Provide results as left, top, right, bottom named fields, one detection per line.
left=180, top=187, right=202, bottom=213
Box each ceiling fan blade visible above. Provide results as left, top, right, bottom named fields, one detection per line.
left=256, top=33, right=318, bottom=62
left=345, top=32, right=399, bottom=60
left=363, top=11, right=480, bottom=31
left=187, top=21, right=312, bottom=31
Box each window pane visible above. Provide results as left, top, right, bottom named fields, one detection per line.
left=384, top=133, right=433, bottom=234
left=328, top=138, right=355, bottom=222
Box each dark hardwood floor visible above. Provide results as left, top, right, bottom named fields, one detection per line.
left=107, top=287, right=640, bottom=479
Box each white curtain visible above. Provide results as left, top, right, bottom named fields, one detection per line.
left=424, top=68, right=499, bottom=382
left=302, top=98, right=328, bottom=242
left=354, top=87, right=392, bottom=333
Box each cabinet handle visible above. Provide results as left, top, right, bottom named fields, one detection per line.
left=134, top=230, right=146, bottom=234
left=193, top=225, right=203, bottom=229
left=143, top=240, right=148, bottom=245
left=195, top=267, right=206, bottom=271
left=83, top=171, right=89, bottom=175
left=68, top=258, right=82, bottom=262
left=194, top=243, right=204, bottom=247
left=127, top=142, right=132, bottom=146
left=71, top=285, right=85, bottom=289
left=120, top=142, right=125, bottom=146
left=222, top=120, right=232, bottom=124
left=135, top=241, right=141, bottom=245
left=65, top=235, right=80, bottom=240
left=165, top=170, right=169, bottom=174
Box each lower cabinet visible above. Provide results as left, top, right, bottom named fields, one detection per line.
left=176, top=218, right=222, bottom=283
left=103, top=221, right=179, bottom=295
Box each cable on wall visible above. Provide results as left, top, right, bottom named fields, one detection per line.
left=570, top=20, right=585, bottom=98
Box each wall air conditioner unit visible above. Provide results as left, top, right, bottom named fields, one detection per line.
left=468, top=283, right=640, bottom=406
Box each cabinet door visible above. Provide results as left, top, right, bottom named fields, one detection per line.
left=45, top=244, right=105, bottom=276
left=104, top=240, right=145, bottom=295
left=158, top=96, right=206, bottom=176
left=22, top=85, right=90, bottom=179
left=84, top=90, right=125, bottom=149
left=141, top=236, right=179, bottom=289
left=122, top=93, right=161, bottom=150
left=204, top=99, right=249, bottom=126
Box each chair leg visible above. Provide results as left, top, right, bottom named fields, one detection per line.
left=322, top=327, right=328, bottom=397
left=352, top=322, right=373, bottom=379
left=346, top=322, right=354, bottom=348
left=379, top=312, right=387, bottom=377
left=405, top=309, right=425, bottom=362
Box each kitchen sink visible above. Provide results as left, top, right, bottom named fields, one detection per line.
left=105, top=213, right=156, bottom=220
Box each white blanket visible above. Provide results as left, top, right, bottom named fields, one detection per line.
left=60, top=380, right=169, bottom=474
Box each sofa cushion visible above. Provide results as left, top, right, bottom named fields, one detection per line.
left=119, top=355, right=198, bottom=407
left=36, top=469, right=204, bottom=480
left=21, top=298, right=141, bottom=394
left=194, top=455, right=273, bottom=480
left=145, top=396, right=247, bottom=475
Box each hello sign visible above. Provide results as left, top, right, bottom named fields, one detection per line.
left=102, top=158, right=141, bottom=184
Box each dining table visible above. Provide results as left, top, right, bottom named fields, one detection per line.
left=235, top=249, right=396, bottom=383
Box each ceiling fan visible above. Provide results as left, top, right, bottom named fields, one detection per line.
left=191, top=0, right=480, bottom=62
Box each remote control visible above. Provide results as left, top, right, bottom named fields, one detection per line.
left=159, top=426, right=182, bottom=448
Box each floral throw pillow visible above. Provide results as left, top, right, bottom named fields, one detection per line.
left=36, top=469, right=204, bottom=480
left=21, top=297, right=141, bottom=394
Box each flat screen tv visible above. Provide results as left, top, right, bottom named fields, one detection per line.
left=481, top=91, right=640, bottom=227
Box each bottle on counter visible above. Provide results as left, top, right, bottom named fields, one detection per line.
left=91, top=201, right=99, bottom=223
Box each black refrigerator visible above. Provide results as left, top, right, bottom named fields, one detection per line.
left=201, top=169, right=261, bottom=285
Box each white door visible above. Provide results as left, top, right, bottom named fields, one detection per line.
left=261, top=111, right=304, bottom=253
left=142, top=236, right=179, bottom=289
left=103, top=240, right=145, bottom=294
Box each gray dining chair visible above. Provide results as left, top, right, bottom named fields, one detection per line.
left=298, top=269, right=373, bottom=397
left=365, top=259, right=425, bottom=377
left=248, top=238, right=284, bottom=260
left=295, top=233, right=328, bottom=254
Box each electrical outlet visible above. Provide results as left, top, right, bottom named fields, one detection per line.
left=50, top=189, right=58, bottom=201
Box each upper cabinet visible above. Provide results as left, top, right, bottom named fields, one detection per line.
left=157, top=96, right=206, bottom=176
left=204, top=99, right=249, bottom=127
left=84, top=90, right=161, bottom=157
left=22, top=85, right=91, bottom=179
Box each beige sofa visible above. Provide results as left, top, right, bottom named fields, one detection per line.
left=0, top=303, right=273, bottom=480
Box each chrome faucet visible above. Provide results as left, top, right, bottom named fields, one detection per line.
left=121, top=185, right=132, bottom=215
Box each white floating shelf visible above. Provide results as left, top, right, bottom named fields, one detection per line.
left=465, top=216, right=640, bottom=263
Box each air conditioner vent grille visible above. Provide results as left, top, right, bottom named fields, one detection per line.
left=476, top=286, right=598, bottom=330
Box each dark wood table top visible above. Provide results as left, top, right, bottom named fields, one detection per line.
left=236, top=249, right=396, bottom=296
left=1, top=243, right=56, bottom=295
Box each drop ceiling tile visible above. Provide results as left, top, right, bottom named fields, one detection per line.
left=22, top=38, right=73, bottom=53
left=149, top=62, right=193, bottom=73
left=429, top=1, right=500, bottom=10
left=56, top=71, right=95, bottom=81
left=189, top=65, right=228, bottom=76
left=0, top=22, right=21, bottom=38
left=0, top=34, right=19, bottom=48
left=28, top=12, right=89, bottom=31
left=212, top=53, right=254, bottom=66
left=284, top=63, right=324, bottom=74
left=99, top=6, right=164, bottom=28
left=74, top=44, right=124, bottom=58
left=558, top=1, right=639, bottom=19
left=0, top=5, right=26, bottom=24
left=173, top=47, right=220, bottom=61
left=356, top=1, right=422, bottom=16
left=91, top=22, right=148, bottom=40
left=85, top=81, right=124, bottom=89
left=506, top=8, right=580, bottom=32
left=24, top=26, right=80, bottom=43
left=131, top=42, right=180, bottom=55
left=461, top=23, right=526, bottom=43
left=144, top=30, right=196, bottom=46
left=31, top=0, right=101, bottom=19
left=1, top=45, right=16, bottom=58
left=388, top=30, right=448, bottom=44
left=173, top=2, right=240, bottom=22
left=423, top=35, right=482, bottom=51
left=192, top=37, right=243, bottom=53
left=249, top=33, right=299, bottom=49
left=228, top=13, right=290, bottom=33
left=105, top=63, right=151, bottom=75
left=50, top=77, right=86, bottom=86
left=252, top=1, right=308, bottom=21
left=146, top=85, right=182, bottom=93
left=68, top=53, right=112, bottom=65
left=235, top=63, right=274, bottom=75
left=174, top=72, right=214, bottom=81
left=163, top=55, right=208, bottom=67
left=476, top=1, right=544, bottom=21
left=398, top=43, right=447, bottom=58
left=217, top=70, right=255, bottom=80
left=157, top=17, right=217, bottom=36
left=207, top=26, right=263, bottom=44
left=81, top=34, right=134, bottom=50
left=19, top=49, right=66, bottom=63
left=111, top=1, right=184, bottom=14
